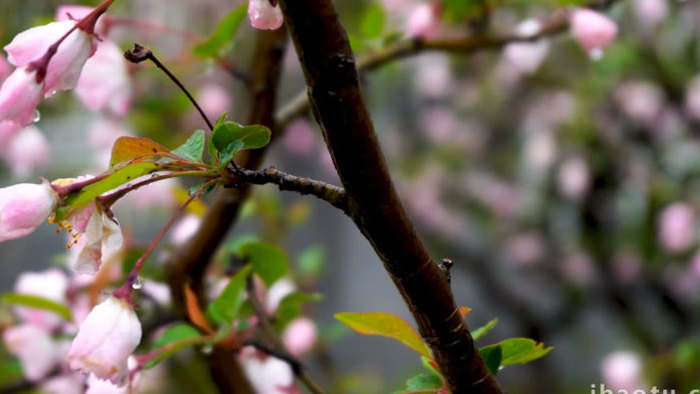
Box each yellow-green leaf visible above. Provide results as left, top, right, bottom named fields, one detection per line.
left=335, top=312, right=431, bottom=358
left=109, top=136, right=170, bottom=167
left=2, top=293, right=72, bottom=322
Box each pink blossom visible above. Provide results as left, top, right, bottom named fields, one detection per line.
left=239, top=346, right=299, bottom=394
left=170, top=213, right=201, bottom=244
left=5, top=21, right=96, bottom=94
left=658, top=202, right=695, bottom=253
left=85, top=373, right=130, bottom=394
left=75, top=40, right=131, bottom=116
left=282, top=317, right=317, bottom=357
left=557, top=155, right=591, bottom=200
left=3, top=126, right=50, bottom=178
left=0, top=68, right=44, bottom=126
left=631, top=0, right=668, bottom=27
left=14, top=268, right=69, bottom=329
left=601, top=351, right=645, bottom=390
left=405, top=3, right=441, bottom=38
left=560, top=252, right=596, bottom=286
left=55, top=5, right=109, bottom=36
left=685, top=75, right=700, bottom=121
left=413, top=54, right=451, bottom=99
left=40, top=374, right=85, bottom=394
left=569, top=8, right=618, bottom=60
left=614, top=81, right=664, bottom=126
left=265, top=278, right=296, bottom=314
left=197, top=84, right=231, bottom=120
left=502, top=20, right=550, bottom=75
left=67, top=203, right=123, bottom=275
left=0, top=120, right=22, bottom=148
left=248, top=0, right=284, bottom=30
left=504, top=232, right=545, bottom=266
left=0, top=181, right=58, bottom=242
left=3, top=324, right=61, bottom=381
left=67, top=296, right=142, bottom=385
left=282, top=119, right=318, bottom=157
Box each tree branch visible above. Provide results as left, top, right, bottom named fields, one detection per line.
left=277, top=0, right=501, bottom=392
left=228, top=166, right=348, bottom=213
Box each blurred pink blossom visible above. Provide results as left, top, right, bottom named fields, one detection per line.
left=170, top=213, right=202, bottom=244
left=266, top=278, right=296, bottom=314
left=503, top=20, right=550, bottom=75
left=5, top=21, right=96, bottom=95
left=3, top=324, right=61, bottom=381
left=248, top=0, right=284, bottom=30
left=614, top=81, right=664, bottom=126
left=569, top=8, right=618, bottom=60
left=0, top=181, right=58, bottom=242
left=560, top=252, right=596, bottom=286
left=75, top=40, right=131, bottom=116
left=197, top=84, right=231, bottom=120
left=14, top=268, right=69, bottom=330
left=504, top=232, right=545, bottom=266
left=420, top=107, right=458, bottom=143
left=40, top=374, right=85, bottom=394
left=3, top=126, right=50, bottom=178
left=239, top=346, right=300, bottom=394
left=0, top=68, right=44, bottom=126
left=658, top=202, right=695, bottom=253
left=601, top=351, right=645, bottom=391
left=282, top=118, right=318, bottom=157
left=612, top=251, right=641, bottom=284
left=685, top=75, right=700, bottom=121
left=282, top=317, right=317, bottom=357
left=67, top=296, right=141, bottom=385
left=0, top=55, right=10, bottom=81
left=557, top=155, right=591, bottom=200
left=405, top=3, right=441, bottom=38
left=413, top=54, right=451, bottom=99
left=631, top=0, right=668, bottom=27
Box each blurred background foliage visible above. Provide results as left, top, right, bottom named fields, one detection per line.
left=1, top=0, right=700, bottom=393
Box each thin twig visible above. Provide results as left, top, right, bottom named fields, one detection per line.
left=230, top=166, right=348, bottom=213
left=124, top=43, right=215, bottom=132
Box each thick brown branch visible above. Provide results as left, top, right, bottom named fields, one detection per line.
left=229, top=166, right=348, bottom=213
left=277, top=1, right=501, bottom=392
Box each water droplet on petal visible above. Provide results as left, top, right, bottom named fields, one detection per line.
left=45, top=90, right=57, bottom=98
left=201, top=344, right=213, bottom=355
left=131, top=277, right=144, bottom=289
left=32, top=110, right=41, bottom=123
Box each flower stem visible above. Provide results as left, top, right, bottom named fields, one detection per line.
left=124, top=43, right=215, bottom=132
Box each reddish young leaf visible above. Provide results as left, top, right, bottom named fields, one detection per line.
left=110, top=136, right=170, bottom=167
left=184, top=283, right=215, bottom=334
left=459, top=306, right=471, bottom=319
left=335, top=311, right=431, bottom=358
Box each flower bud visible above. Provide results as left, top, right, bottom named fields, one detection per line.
left=282, top=317, right=317, bottom=357
left=67, top=296, right=142, bottom=385
left=0, top=181, right=58, bottom=242
left=75, top=40, right=131, bottom=116
left=0, top=68, right=43, bottom=126
left=248, top=0, right=284, bottom=30
left=569, top=8, right=618, bottom=60
left=658, top=202, right=695, bottom=253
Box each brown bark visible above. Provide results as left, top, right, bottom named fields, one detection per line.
left=276, top=1, right=502, bottom=392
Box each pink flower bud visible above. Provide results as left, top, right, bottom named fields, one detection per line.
left=569, top=8, right=618, bottom=60
left=405, top=3, right=441, bottom=38
left=658, top=203, right=695, bottom=253
left=248, top=0, right=284, bottom=30
left=3, top=126, right=50, bottom=178
left=282, top=317, right=317, bottom=357
left=0, top=181, right=57, bottom=242
left=14, top=268, right=69, bottom=329
left=600, top=351, right=645, bottom=390
left=75, top=40, right=131, bottom=116
left=0, top=68, right=43, bottom=126
left=67, top=296, right=142, bottom=385
left=3, top=325, right=61, bottom=381
left=4, top=21, right=96, bottom=94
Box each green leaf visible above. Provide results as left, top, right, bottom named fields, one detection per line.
left=0, top=360, right=23, bottom=386
left=238, top=241, right=288, bottom=286
left=145, top=323, right=206, bottom=369
left=472, top=318, right=498, bottom=341
left=275, top=292, right=323, bottom=330
left=2, top=293, right=72, bottom=321
left=219, top=140, right=244, bottom=165
left=57, top=161, right=163, bottom=220
left=499, top=338, right=553, bottom=366
left=193, top=4, right=247, bottom=58
left=209, top=265, right=253, bottom=325
left=296, top=246, right=325, bottom=278
left=172, top=130, right=206, bottom=163
left=335, top=312, right=431, bottom=359
left=479, top=344, right=503, bottom=375
left=211, top=121, right=271, bottom=153
left=406, top=373, right=443, bottom=390
left=109, top=136, right=170, bottom=167
left=360, top=5, right=386, bottom=39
